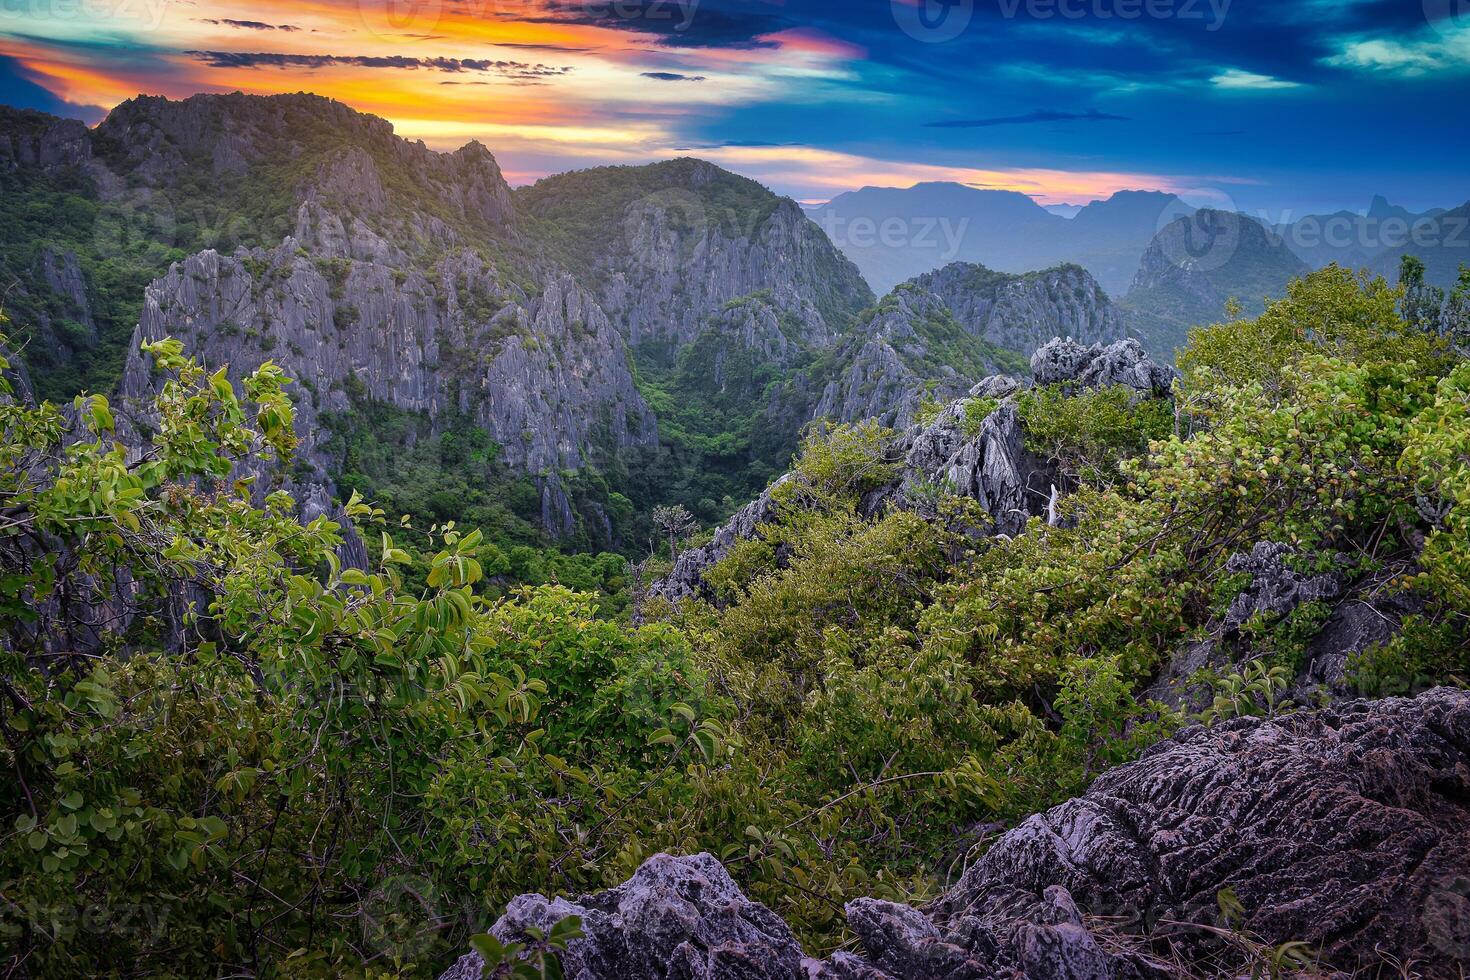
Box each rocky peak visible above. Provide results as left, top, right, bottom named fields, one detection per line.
left=812, top=283, right=1027, bottom=428
left=516, top=158, right=872, bottom=352
left=0, top=105, right=91, bottom=172
left=93, top=93, right=514, bottom=234
left=909, top=261, right=1127, bottom=356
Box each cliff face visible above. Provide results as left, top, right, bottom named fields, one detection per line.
left=118, top=217, right=656, bottom=535
left=517, top=158, right=873, bottom=354
left=911, top=262, right=1127, bottom=356
left=0, top=105, right=92, bottom=172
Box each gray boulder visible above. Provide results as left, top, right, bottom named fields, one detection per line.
left=1030, top=337, right=1175, bottom=396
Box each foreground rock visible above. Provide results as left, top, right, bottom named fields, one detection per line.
left=443, top=688, right=1470, bottom=979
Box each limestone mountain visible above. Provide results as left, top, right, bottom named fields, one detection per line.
left=516, top=158, right=873, bottom=355
left=0, top=95, right=881, bottom=550
left=1121, top=209, right=1310, bottom=356
left=908, top=261, right=1126, bottom=356
left=1370, top=200, right=1470, bottom=289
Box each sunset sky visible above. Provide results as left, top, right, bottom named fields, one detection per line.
left=1, top=0, right=1467, bottom=213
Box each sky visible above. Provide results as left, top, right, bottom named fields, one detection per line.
left=1, top=0, right=1467, bottom=215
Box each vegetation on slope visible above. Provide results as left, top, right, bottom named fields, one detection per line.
left=1, top=267, right=1467, bottom=977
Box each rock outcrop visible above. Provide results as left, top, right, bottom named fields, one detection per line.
left=443, top=688, right=1470, bottom=979
left=912, top=262, right=1127, bottom=357
left=1030, top=336, right=1176, bottom=396
left=649, top=396, right=1053, bottom=606
left=651, top=336, right=1175, bottom=604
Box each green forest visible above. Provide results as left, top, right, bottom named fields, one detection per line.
left=2, top=264, right=1468, bottom=976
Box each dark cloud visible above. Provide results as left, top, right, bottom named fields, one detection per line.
left=925, top=108, right=1129, bottom=128
left=642, top=71, right=706, bottom=81
left=203, top=18, right=301, bottom=32
left=525, top=0, right=786, bottom=49
left=185, top=51, right=574, bottom=78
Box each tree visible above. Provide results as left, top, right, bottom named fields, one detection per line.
left=651, top=503, right=697, bottom=560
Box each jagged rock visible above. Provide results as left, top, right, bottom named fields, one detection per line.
left=447, top=690, right=1470, bottom=978
left=1030, top=337, right=1175, bottom=396
left=648, top=397, right=1051, bottom=603
left=935, top=688, right=1470, bottom=976
left=440, top=853, right=806, bottom=980
left=1221, top=541, right=1344, bottom=634
left=913, top=262, right=1127, bottom=357
left=969, top=375, right=1028, bottom=399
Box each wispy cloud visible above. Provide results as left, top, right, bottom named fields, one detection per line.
left=185, top=51, right=574, bottom=79
left=1210, top=68, right=1304, bottom=90
left=1322, top=25, right=1470, bottom=78
left=202, top=19, right=301, bottom=33
left=925, top=108, right=1129, bottom=128
left=641, top=71, right=705, bottom=82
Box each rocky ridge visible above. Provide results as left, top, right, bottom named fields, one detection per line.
left=441, top=687, right=1470, bottom=979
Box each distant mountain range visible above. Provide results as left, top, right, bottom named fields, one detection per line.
left=807, top=182, right=1190, bottom=296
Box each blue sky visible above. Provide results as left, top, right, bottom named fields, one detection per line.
left=1, top=0, right=1466, bottom=212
